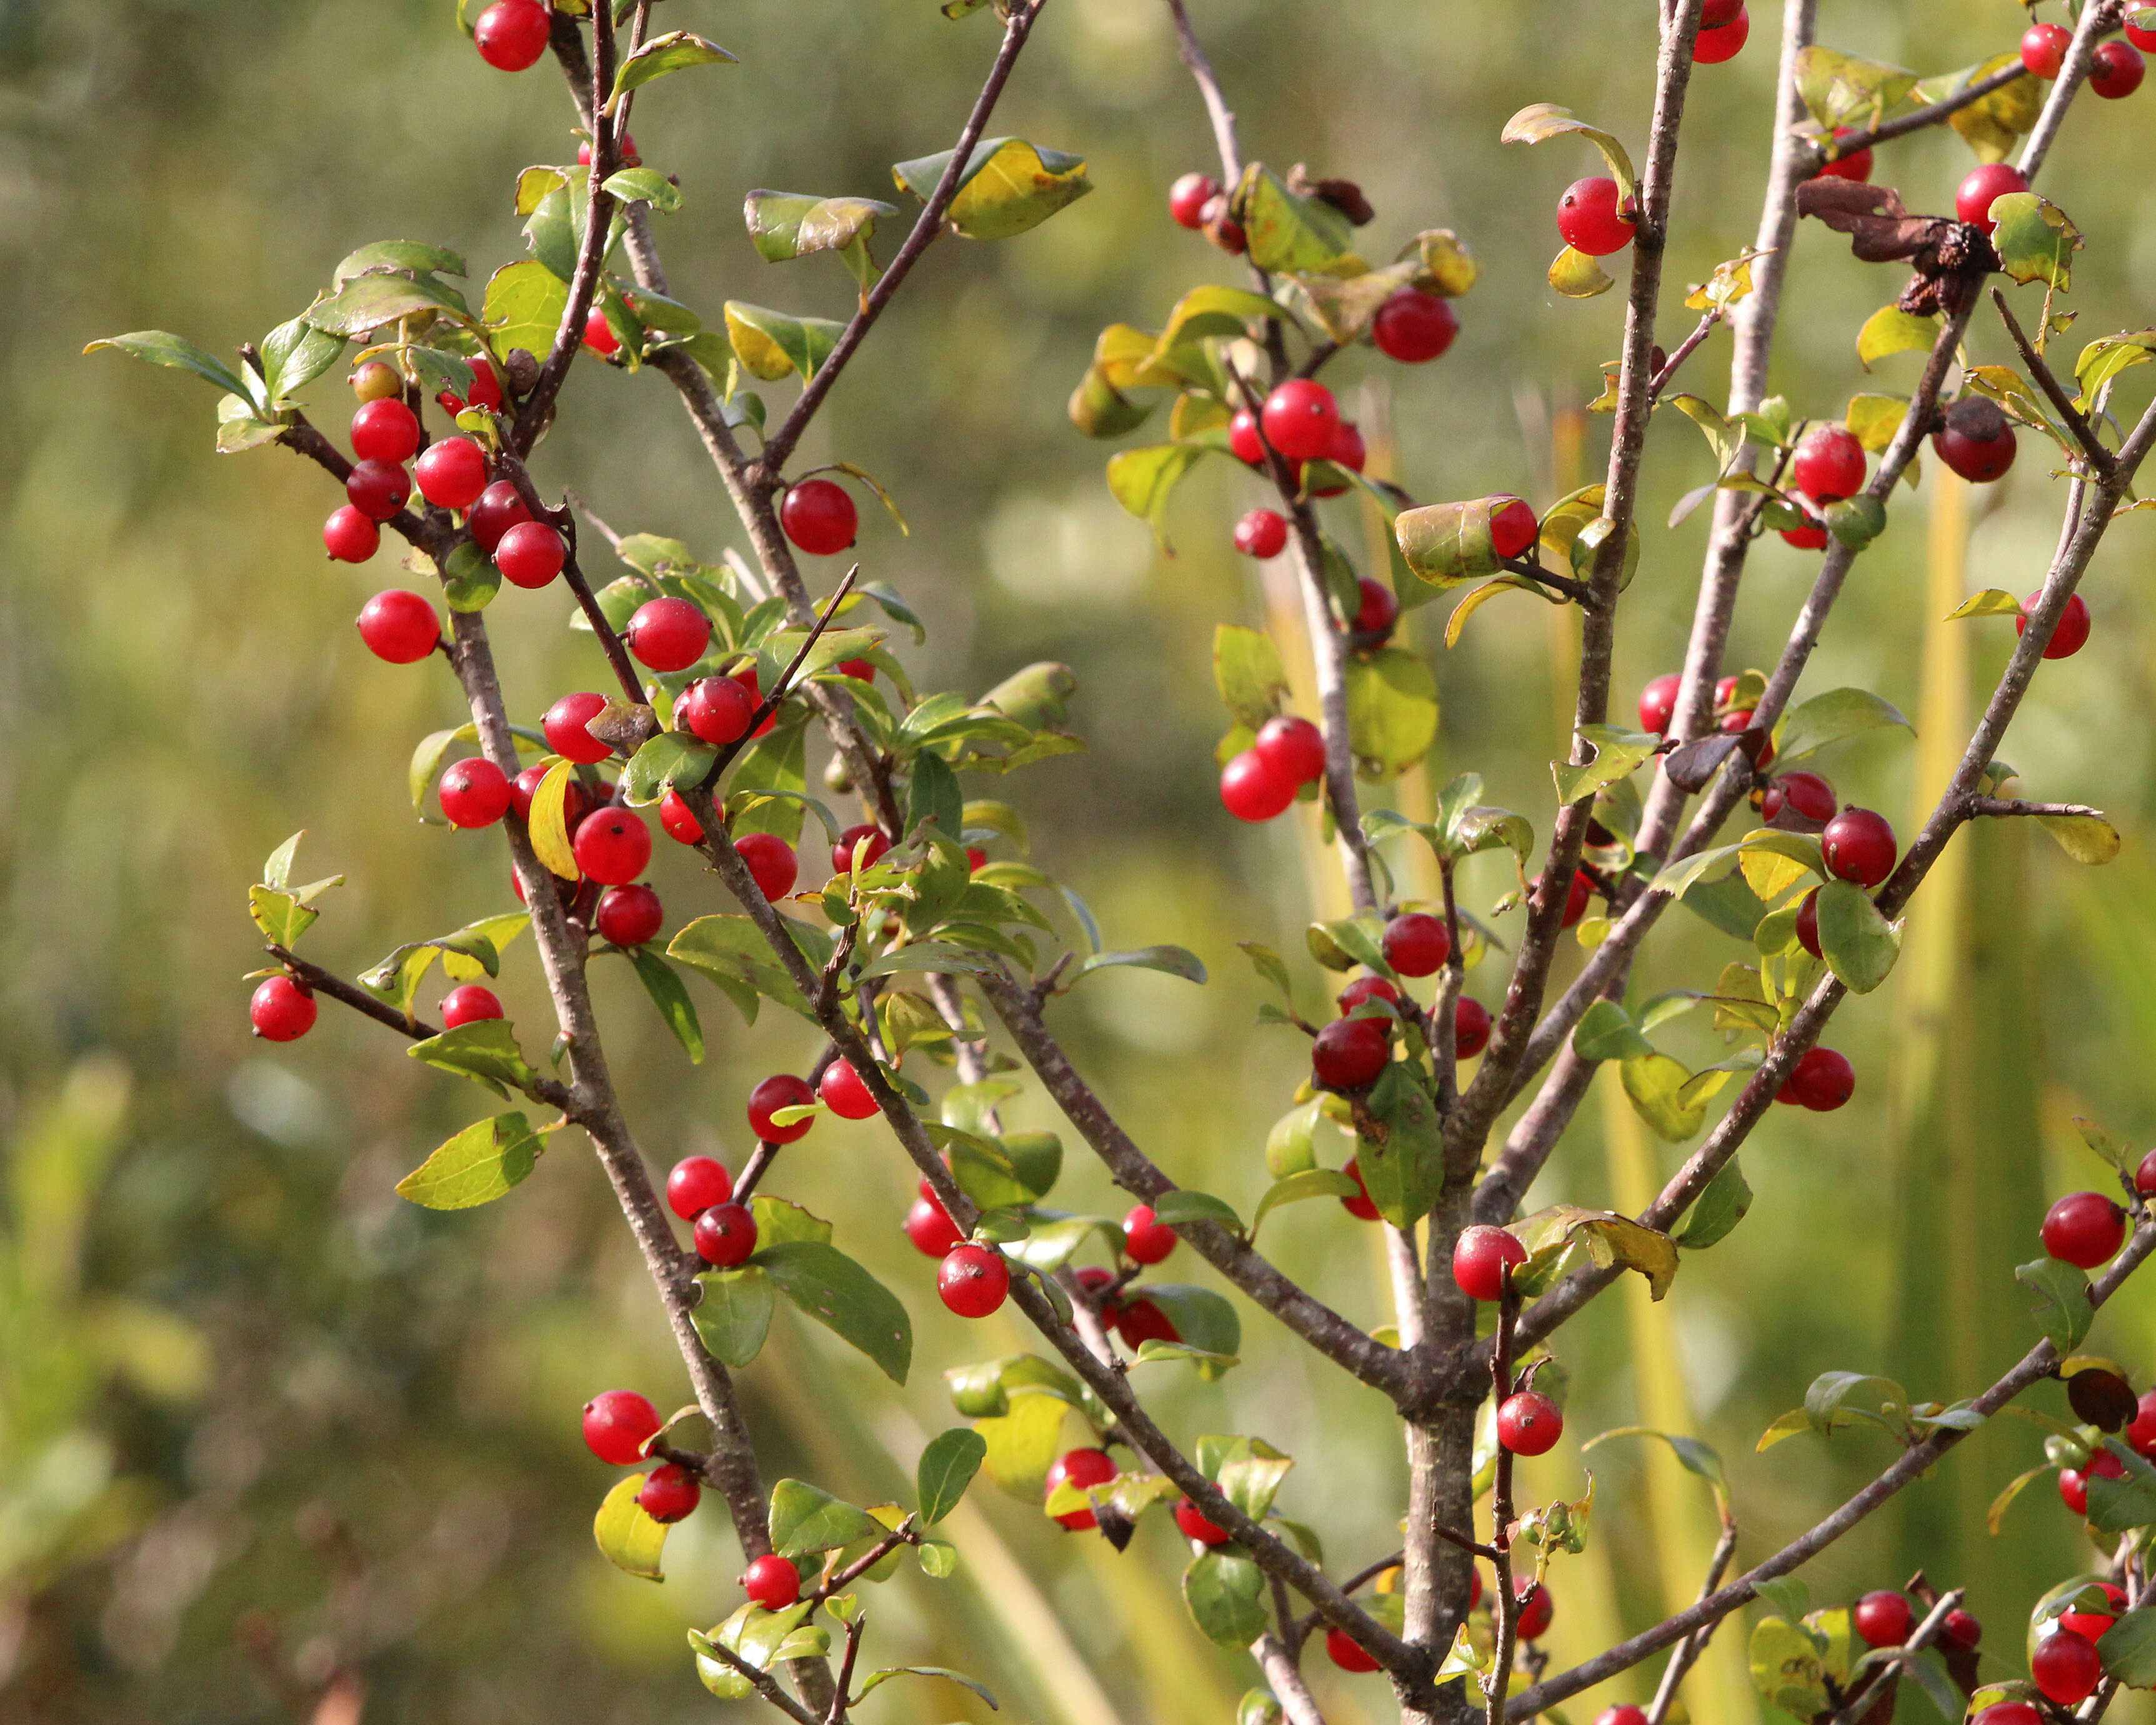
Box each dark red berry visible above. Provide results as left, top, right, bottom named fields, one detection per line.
left=1175, top=1498, right=1232, bottom=1545
left=2042, top=1191, right=2126, bottom=1268
left=346, top=459, right=411, bottom=522
left=1045, top=1448, right=1117, bottom=1530
left=414, top=436, right=489, bottom=510
left=1795, top=888, right=1823, bottom=959
left=1122, top=1204, right=1177, bottom=1264
left=1313, top=1016, right=1389, bottom=1089
left=1956, top=162, right=2027, bottom=232
left=939, top=1243, right=1010, bottom=1317
left=1220, top=750, right=1296, bottom=822
left=905, top=1195, right=964, bottom=1258
left=1556, top=178, right=1633, bottom=256
left=2127, top=1389, right=2156, bottom=1455
left=626, top=598, right=711, bottom=671
left=831, top=823, right=891, bottom=875
left=473, top=0, right=551, bottom=70
left=679, top=675, right=756, bottom=746
left=736, top=832, right=799, bottom=901
left=582, top=1388, right=662, bottom=1464
left=435, top=356, right=503, bottom=416
left=666, top=1156, right=733, bottom=1221
left=595, top=882, right=662, bottom=947
left=1695, top=7, right=1749, bottom=61
left=2091, top=39, right=2145, bottom=98
left=249, top=975, right=317, bottom=1041
left=1453, top=1224, right=1528, bottom=1301
left=1354, top=578, right=1399, bottom=639
left=2018, top=592, right=2090, bottom=659
left=1384, top=912, right=1450, bottom=977
left=779, top=479, right=858, bottom=556
left=1764, top=771, right=1837, bottom=827
left=439, top=984, right=503, bottom=1028
left=1639, top=672, right=1681, bottom=735
left=1489, top=497, right=1540, bottom=560
left=1327, top=1628, right=1380, bottom=1672
left=1821, top=807, right=1896, bottom=886
left=1254, top=716, right=1327, bottom=786
left=2021, top=21, right=2072, bottom=78
left=351, top=398, right=421, bottom=465
left=574, top=806, right=652, bottom=886
left=1168, top=172, right=1220, bottom=229
left=1234, top=508, right=1289, bottom=558
left=440, top=757, right=512, bottom=828
left=1260, top=380, right=1340, bottom=462
left=1497, top=1390, right=1563, bottom=1454
left=1792, top=424, right=1865, bottom=502
left=324, top=504, right=382, bottom=562
left=1372, top=289, right=1459, bottom=364
left=1455, top=997, right=1492, bottom=1058
left=694, top=1201, right=759, bottom=1268
left=747, top=1074, right=816, bottom=1144
left=544, top=692, right=615, bottom=764
left=496, top=521, right=566, bottom=589
left=1340, top=1158, right=1380, bottom=1221
left=1942, top=1609, right=1982, bottom=1651
left=1854, top=1591, right=1914, bottom=1648
left=1337, top=976, right=1401, bottom=1016
left=2059, top=1449, right=2127, bottom=1514
left=356, top=590, right=439, bottom=662
left=469, top=480, right=532, bottom=553
left=742, top=1554, right=801, bottom=1609
left=1933, top=410, right=2019, bottom=484
left=1777, top=1046, right=1854, bottom=1111
left=1199, top=194, right=1247, bottom=255
left=1974, top=1706, right=2040, bottom=1725
left=1113, top=1296, right=1179, bottom=1346
left=819, top=1058, right=880, bottom=1121
left=1515, top=1584, right=1554, bottom=1640
left=637, top=1462, right=701, bottom=1522
left=1700, top=0, right=1742, bottom=24
left=1814, top=127, right=1873, bottom=182
left=2032, top=1631, right=2104, bottom=1706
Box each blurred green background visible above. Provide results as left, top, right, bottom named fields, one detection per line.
left=7, top=0, right=2156, bottom=1719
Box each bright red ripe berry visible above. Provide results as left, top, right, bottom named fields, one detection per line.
left=1220, top=750, right=1297, bottom=822
left=1974, top=1706, right=2040, bottom=1725
left=637, top=1462, right=700, bottom=1523
left=439, top=984, right=503, bottom=1029
left=440, top=758, right=512, bottom=828
left=1956, top=162, right=2027, bottom=232
left=1234, top=508, right=1289, bottom=559
left=1260, top=380, right=1341, bottom=463
left=2091, top=39, right=2146, bottom=98
left=1453, top=1225, right=1528, bottom=1301
left=666, top=1156, right=732, bottom=1221
left=742, top=1554, right=801, bottom=1610
left=1254, top=716, right=1327, bottom=786
left=1597, top=1709, right=1648, bottom=1725
left=1168, top=171, right=1220, bottom=229
left=1782, top=521, right=1830, bottom=549
left=1384, top=912, right=1451, bottom=977
left=695, top=1202, right=759, bottom=1268
left=1639, top=672, right=1682, bottom=735
left=736, top=832, right=800, bottom=901
left=2018, top=591, right=2090, bottom=659
left=1540, top=869, right=1591, bottom=929
left=1455, top=997, right=1492, bottom=1058
left=596, top=882, right=663, bottom=947
left=1942, top=1609, right=1982, bottom=1651
left=1229, top=409, right=1267, bottom=466
left=1763, top=771, right=1837, bottom=827
left=2127, top=1389, right=2156, bottom=1456
left=2042, top=1191, right=2127, bottom=1268
left=1354, top=578, right=1399, bottom=639
left=1373, top=288, right=1459, bottom=364
left=779, top=479, right=859, bottom=556
left=905, top=1196, right=964, bottom=1258
left=1113, top=1296, right=1179, bottom=1346
left=626, top=598, right=711, bottom=671
left=1340, top=1158, right=1381, bottom=1221
left=346, top=458, right=411, bottom=522
left=679, top=675, right=756, bottom=746
left=837, top=658, right=876, bottom=683
left=435, top=356, right=504, bottom=416
left=351, top=398, right=421, bottom=466
left=413, top=436, right=489, bottom=511
left=474, top=0, right=551, bottom=70
left=2059, top=1448, right=2127, bottom=1514
left=249, top=975, right=317, bottom=1041
left=1853, top=1591, right=1914, bottom=1648
left=2021, top=21, right=2072, bottom=78
left=2058, top=1582, right=2125, bottom=1642
left=1933, top=416, right=2019, bottom=484
left=660, top=789, right=704, bottom=845
left=1045, top=1448, right=1117, bottom=1530
left=729, top=665, right=779, bottom=738
left=1488, top=497, right=1540, bottom=560
left=939, top=1243, right=1010, bottom=1318
left=1795, top=888, right=1824, bottom=959
left=543, top=692, right=615, bottom=765
left=582, top=1389, right=662, bottom=1464
left=496, top=521, right=566, bottom=589
left=1814, top=127, right=1873, bottom=182
left=748, top=1074, right=816, bottom=1144
left=1497, top=1389, right=1564, bottom=1455
left=469, top=480, right=532, bottom=553
left=1314, top=421, right=1366, bottom=497
left=1700, top=0, right=1743, bottom=22
left=1515, top=1584, right=1554, bottom=1640
left=356, top=590, right=439, bottom=662
left=2032, top=1630, right=2104, bottom=1706
left=1313, top=1016, right=1389, bottom=1090
left=1821, top=807, right=1896, bottom=886
left=1556, top=178, right=1634, bottom=256
left=324, top=504, right=382, bottom=563
left=574, top=806, right=652, bottom=885
left=1695, top=5, right=1749, bottom=59
left=1326, top=1628, right=1381, bottom=1672
left=1175, top=1498, right=1232, bottom=1545
left=577, top=132, right=640, bottom=168
left=1122, top=1204, right=1177, bottom=1264
left=1792, top=424, right=1866, bottom=503
left=1776, top=1046, right=1854, bottom=1111
left=831, top=822, right=891, bottom=875
left=1337, top=976, right=1401, bottom=1015
left=582, top=308, right=620, bottom=356
left=819, top=1058, right=880, bottom=1121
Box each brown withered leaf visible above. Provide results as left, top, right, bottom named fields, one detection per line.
left=1795, top=179, right=1945, bottom=264
left=1287, top=163, right=1375, bottom=226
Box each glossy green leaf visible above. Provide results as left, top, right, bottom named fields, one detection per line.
left=482, top=259, right=570, bottom=365
left=1394, top=496, right=1509, bottom=589
left=1572, top=1000, right=1655, bottom=1062
left=1074, top=945, right=1207, bottom=984
left=1149, top=1189, right=1243, bottom=1233
left=1182, top=1549, right=1269, bottom=1649
left=260, top=316, right=346, bottom=403
left=1792, top=46, right=1919, bottom=128
left=602, top=168, right=682, bottom=214
left=85, top=330, right=256, bottom=404
left=2073, top=329, right=2156, bottom=412
left=756, top=1241, right=912, bottom=1384
left=723, top=301, right=844, bottom=383
left=1354, top=1063, right=1444, bottom=1229
left=1772, top=688, right=1911, bottom=764
left=1674, top=1157, right=1752, bottom=1249
left=594, top=1473, right=669, bottom=1580
left=1140, top=1284, right=1242, bottom=1378
left=1553, top=725, right=1660, bottom=806
left=1987, top=192, right=2081, bottom=292
left=856, top=1666, right=1000, bottom=1709
left=768, top=1478, right=886, bottom=1558
left=621, top=732, right=716, bottom=808
left=407, top=1019, right=539, bottom=1100
left=334, top=239, right=468, bottom=286
left=1813, top=881, right=1900, bottom=993
left=1213, top=624, right=1290, bottom=731
left=441, top=541, right=499, bottom=612
left=2099, top=1606, right=2156, bottom=1684
left=915, top=1427, right=987, bottom=1526
left=621, top=946, right=704, bottom=1062
left=308, top=271, right=467, bottom=339
left=692, top=1267, right=775, bottom=1368
left=891, top=138, right=1091, bottom=241
left=1620, top=1052, right=1709, bottom=1143
left=1250, top=1168, right=1360, bottom=1239
left=394, top=1112, right=547, bottom=1209
left=1514, top=1202, right=1679, bottom=1298
left=1502, top=102, right=1637, bottom=199
left=1345, top=647, right=1439, bottom=781
left=608, top=31, right=739, bottom=108
left=974, top=1389, right=1071, bottom=1496
left=2017, top=1257, right=2093, bottom=1354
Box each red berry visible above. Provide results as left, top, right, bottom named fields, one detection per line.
left=1354, top=578, right=1399, bottom=639
left=2021, top=21, right=2072, bottom=78
left=596, top=882, right=663, bottom=947
left=1854, top=1591, right=1914, bottom=1648
left=1792, top=424, right=1866, bottom=503
left=582, top=307, right=620, bottom=356
left=414, top=436, right=489, bottom=511
left=1234, top=508, right=1289, bottom=559
left=939, top=1243, right=1010, bottom=1317
left=1254, top=716, right=1327, bottom=786
left=1781, top=521, right=1830, bottom=549
left=1122, top=1204, right=1177, bottom=1264
left=1313, top=1016, right=1389, bottom=1089
left=1497, top=1390, right=1564, bottom=1455
left=2059, top=1449, right=2127, bottom=1514
left=1220, top=749, right=1297, bottom=822
left=1340, top=1158, right=1380, bottom=1221
left=637, top=1462, right=700, bottom=1523
left=1113, top=1296, right=1179, bottom=1346
left=1598, top=1709, right=1648, bottom=1725
left=1326, top=1628, right=1381, bottom=1673
left=1639, top=672, right=1682, bottom=735
left=435, top=356, right=504, bottom=416
left=574, top=806, right=652, bottom=885
left=440, top=757, right=512, bottom=828
left=1543, top=869, right=1591, bottom=929
left=1776, top=1046, right=1854, bottom=1111
left=2018, top=592, right=2090, bottom=659
left=1934, top=419, right=2019, bottom=484
left=1556, top=178, right=1634, bottom=256
left=1384, top=912, right=1450, bottom=978
left=351, top=398, right=421, bottom=466
left=1515, top=1584, right=1554, bottom=1640
left=2059, top=1583, right=2125, bottom=1642
left=1765, top=771, right=1837, bottom=826
left=346, top=459, right=411, bottom=522
left=577, top=133, right=640, bottom=168
left=2092, top=39, right=2145, bottom=98
left=356, top=590, right=439, bottom=662
left=249, top=975, right=317, bottom=1041
left=736, top=832, right=799, bottom=900
left=2132, top=12, right=2156, bottom=50
left=1695, top=7, right=1749, bottom=61
left=1199, top=194, right=1247, bottom=255
left=1815, top=127, right=1874, bottom=182
left=831, top=823, right=891, bottom=875
left=626, top=598, right=711, bottom=671
left=819, top=1058, right=880, bottom=1121
left=967, top=847, right=988, bottom=871
left=666, top=1156, right=733, bottom=1221
left=544, top=692, right=615, bottom=764
left=1260, top=380, right=1340, bottom=462
left=748, top=1074, right=816, bottom=1144
left=1821, top=807, right=1896, bottom=886
left=1175, top=1498, right=1232, bottom=1545
left=779, top=479, right=859, bottom=556
left=1044, top=1448, right=1117, bottom=1530
left=1455, top=997, right=1492, bottom=1058
left=905, top=1196, right=964, bottom=1258
left=1373, top=288, right=1460, bottom=363
left=1316, top=421, right=1367, bottom=496
left=1229, top=409, right=1267, bottom=467
left=1488, top=497, right=1540, bottom=560
left=324, top=504, right=382, bottom=562
left=729, top=665, right=779, bottom=738
left=694, top=1202, right=759, bottom=1267
left=2032, top=1630, right=2104, bottom=1706
left=2042, top=1191, right=2127, bottom=1268
left=660, top=789, right=704, bottom=844
left=1942, top=1609, right=1982, bottom=1651
left=469, top=480, right=532, bottom=553
left=582, top=1389, right=662, bottom=1464
left=474, top=0, right=551, bottom=70
left=1452, top=1224, right=1528, bottom=1301
left=1795, top=888, right=1823, bottom=959
left=1168, top=172, right=1220, bottom=229
left=1337, top=976, right=1401, bottom=1015
left=742, top=1554, right=801, bottom=1610
left=439, top=984, right=503, bottom=1028
left=679, top=675, right=757, bottom=746
left=2127, top=1389, right=2156, bottom=1455
left=496, top=521, right=566, bottom=589
left=1974, top=1707, right=2040, bottom=1725
left=1700, top=0, right=1742, bottom=22
left=1956, top=162, right=2027, bottom=232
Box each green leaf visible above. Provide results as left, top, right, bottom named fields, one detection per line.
left=441, top=541, right=501, bottom=613
left=1230, top=162, right=1354, bottom=273
left=1772, top=688, right=1912, bottom=765
left=2074, top=329, right=2156, bottom=413
left=891, top=138, right=1091, bottom=241
left=756, top=1241, right=912, bottom=1384
left=974, top=1389, right=1071, bottom=1496
left=1250, top=1168, right=1360, bottom=1240
left=1857, top=306, right=1941, bottom=371
left=1987, top=192, right=2081, bottom=292
left=607, top=30, right=739, bottom=107
left=1354, top=1064, right=1444, bottom=1229
left=1749, top=1614, right=1831, bottom=1720
left=1582, top=1426, right=1729, bottom=1505
left=768, top=1478, right=887, bottom=1558
left=621, top=732, right=717, bottom=808
left=1210, top=1436, right=1294, bottom=1521
left=2099, top=1607, right=2156, bottom=1685
left=1514, top=1203, right=1680, bottom=1299
left=602, top=167, right=683, bottom=214
left=1620, top=1052, right=1710, bottom=1142
left=621, top=947, right=704, bottom=1062
left=1792, top=45, right=1919, bottom=129
left=751, top=1196, right=834, bottom=1249
left=906, top=748, right=964, bottom=844
left=84, top=330, right=256, bottom=404
left=723, top=301, right=844, bottom=384
left=2074, top=1115, right=2133, bottom=1175
left=856, top=1667, right=999, bottom=1709
left=1500, top=102, right=1637, bottom=203
left=1825, top=494, right=1887, bottom=550
left=1140, top=1285, right=1243, bottom=1378
left=692, top=1267, right=775, bottom=1368
left=916, top=1428, right=987, bottom=1527
left=1674, top=1157, right=1752, bottom=1249
left=1149, top=1189, right=1244, bottom=1234
left=594, top=1473, right=669, bottom=1580
left=916, top=1538, right=959, bottom=1578
left=1213, top=625, right=1290, bottom=731
left=746, top=189, right=899, bottom=279
left=394, top=1112, right=547, bottom=1209
left=1813, top=881, right=1900, bottom=993
left=1182, top=1549, right=1269, bottom=1649
left=1107, top=444, right=1205, bottom=546
left=334, top=239, right=468, bottom=286
left=1074, top=945, right=1207, bottom=984
left=308, top=271, right=469, bottom=339
left=407, top=1019, right=539, bottom=1100
left=482, top=259, right=570, bottom=365
left=1150, top=284, right=1282, bottom=361
left=2017, top=1257, right=2093, bottom=1355
left=2084, top=1461, right=2156, bottom=1534
left=2036, top=812, right=2122, bottom=865
left=1345, top=647, right=1439, bottom=781
left=1572, top=1000, right=1656, bottom=1062
left=1394, top=496, right=1509, bottom=589
left=260, top=317, right=346, bottom=404
left=1553, top=726, right=1661, bottom=806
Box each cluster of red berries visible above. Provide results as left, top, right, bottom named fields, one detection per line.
left=669, top=1151, right=758, bottom=1268
left=580, top=1388, right=703, bottom=1524
left=1328, top=1566, right=1546, bottom=1674
left=1229, top=379, right=1369, bottom=499
left=1220, top=714, right=1326, bottom=822
left=1166, top=171, right=1247, bottom=256
left=2020, top=19, right=2147, bottom=98
left=1307, top=922, right=1492, bottom=1107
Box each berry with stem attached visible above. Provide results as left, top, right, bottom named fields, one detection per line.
left=1854, top=1591, right=1914, bottom=1648
left=582, top=1389, right=662, bottom=1464
left=1452, top=1224, right=1527, bottom=1301
left=742, top=1554, right=801, bottom=1610
left=1168, top=172, right=1220, bottom=229
left=939, top=1243, right=1010, bottom=1317
left=666, top=1156, right=733, bottom=1221
left=2091, top=40, right=2146, bottom=98
left=351, top=398, right=421, bottom=465
left=1383, top=912, right=1450, bottom=977
left=1497, top=1389, right=1564, bottom=1455
left=1045, top=1448, right=1117, bottom=1530
left=736, top=832, right=799, bottom=901
left=1260, top=380, right=1340, bottom=462
left=440, top=758, right=512, bottom=828
left=1372, top=288, right=1460, bottom=363
left=819, top=1058, right=880, bottom=1121
left=2021, top=22, right=2072, bottom=78
left=544, top=692, right=616, bottom=764
left=324, top=504, right=381, bottom=563
left=1234, top=508, right=1289, bottom=558
left=473, top=0, right=551, bottom=69
left=469, top=480, right=532, bottom=552
left=780, top=479, right=859, bottom=555
left=2019, top=592, right=2090, bottom=659
left=1821, top=806, right=1896, bottom=886
left=346, top=459, right=411, bottom=522
left=595, top=883, right=663, bottom=947
left=2042, top=1191, right=2126, bottom=1268
left=496, top=521, right=566, bottom=589
left=637, top=1463, right=700, bottom=1523
left=626, top=598, right=711, bottom=671
left=356, top=591, right=439, bottom=662
left=679, top=675, right=756, bottom=745
left=1312, top=1016, right=1389, bottom=1089
left=414, top=436, right=489, bottom=510
left=1933, top=399, right=2019, bottom=483
left=1489, top=496, right=1540, bottom=559
left=747, top=1074, right=816, bottom=1144
left=1956, top=162, right=2027, bottom=232
left=1123, top=1204, right=1177, bottom=1264
left=1515, top=1584, right=1554, bottom=1640
left=250, top=976, right=317, bottom=1041
left=439, top=984, right=503, bottom=1028
left=574, top=807, right=652, bottom=885
left=1556, top=178, right=1634, bottom=255
left=1220, top=750, right=1297, bottom=822
left=694, top=1202, right=758, bottom=1268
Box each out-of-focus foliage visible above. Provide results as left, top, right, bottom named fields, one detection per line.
left=8, top=0, right=2156, bottom=1719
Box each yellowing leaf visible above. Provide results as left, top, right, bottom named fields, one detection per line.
left=723, top=301, right=844, bottom=382
left=2035, top=812, right=2121, bottom=865
left=594, top=1473, right=669, bottom=1580
left=1945, top=588, right=2025, bottom=621
left=1857, top=305, right=1940, bottom=370
left=1549, top=245, right=1614, bottom=299
left=529, top=758, right=582, bottom=881
left=892, top=138, right=1091, bottom=241
left=1500, top=103, right=1637, bottom=202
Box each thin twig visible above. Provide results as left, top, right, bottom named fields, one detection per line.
left=1990, top=287, right=2116, bottom=479
left=1644, top=1519, right=1739, bottom=1725
left=1647, top=309, right=1722, bottom=401
left=265, top=945, right=440, bottom=1043
left=1162, top=0, right=1243, bottom=181
left=1968, top=796, right=2106, bottom=820
left=700, top=1639, right=826, bottom=1725
left=1812, top=61, right=2027, bottom=162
